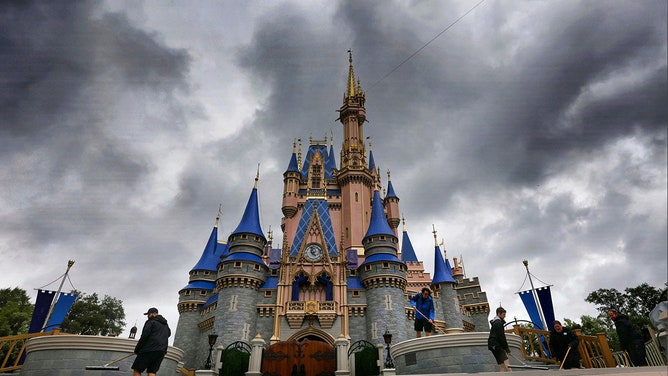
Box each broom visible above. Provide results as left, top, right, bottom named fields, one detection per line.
left=85, top=353, right=134, bottom=371
left=559, top=346, right=572, bottom=370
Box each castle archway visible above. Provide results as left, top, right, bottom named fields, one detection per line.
left=262, top=330, right=336, bottom=376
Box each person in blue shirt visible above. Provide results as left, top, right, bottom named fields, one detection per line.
left=410, top=287, right=435, bottom=337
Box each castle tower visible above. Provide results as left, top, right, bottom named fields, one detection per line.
left=174, top=216, right=221, bottom=368
left=358, top=190, right=409, bottom=342
left=430, top=229, right=461, bottom=332
left=337, top=51, right=374, bottom=252
left=384, top=171, right=400, bottom=236
left=215, top=177, right=268, bottom=346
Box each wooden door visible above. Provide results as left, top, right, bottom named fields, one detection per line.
left=262, top=339, right=335, bottom=376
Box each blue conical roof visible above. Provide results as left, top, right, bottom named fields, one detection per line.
left=190, top=226, right=219, bottom=272
left=364, top=190, right=395, bottom=239
left=386, top=180, right=398, bottom=199
left=368, top=150, right=376, bottom=171
left=231, top=186, right=265, bottom=239
left=401, top=230, right=418, bottom=262
left=326, top=144, right=337, bottom=172
left=432, top=246, right=456, bottom=284
left=285, top=151, right=299, bottom=173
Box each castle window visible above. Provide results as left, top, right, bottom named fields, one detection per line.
left=382, top=262, right=389, bottom=268
left=271, top=269, right=279, bottom=276
left=254, top=264, right=260, bottom=271
left=311, top=165, right=322, bottom=188
left=349, top=270, right=357, bottom=276
left=264, top=291, right=272, bottom=298
left=352, top=291, right=360, bottom=297
left=184, top=290, right=191, bottom=296
left=380, top=236, right=386, bottom=240
left=355, top=192, right=358, bottom=202
left=200, top=290, right=207, bottom=295
left=234, top=261, right=242, bottom=268
left=364, top=265, right=371, bottom=271
left=241, top=235, right=247, bottom=239
left=203, top=271, right=210, bottom=276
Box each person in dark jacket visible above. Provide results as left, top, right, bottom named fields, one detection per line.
left=549, top=320, right=581, bottom=369
left=607, top=309, right=647, bottom=366
left=488, top=306, right=511, bottom=372
left=133, top=307, right=171, bottom=376
left=410, top=287, right=435, bottom=337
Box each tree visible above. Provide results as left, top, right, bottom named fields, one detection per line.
left=0, top=287, right=33, bottom=336
left=585, top=283, right=664, bottom=329
left=60, top=292, right=126, bottom=336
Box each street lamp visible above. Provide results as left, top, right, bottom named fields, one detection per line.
left=204, top=332, right=218, bottom=370
left=383, top=329, right=394, bottom=368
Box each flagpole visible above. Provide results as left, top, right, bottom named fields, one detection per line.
left=41, top=260, right=75, bottom=332
left=523, top=259, right=547, bottom=330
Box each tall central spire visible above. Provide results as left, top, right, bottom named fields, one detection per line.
left=346, top=50, right=356, bottom=98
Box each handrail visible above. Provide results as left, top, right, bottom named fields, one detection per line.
left=0, top=329, right=65, bottom=372
left=507, top=325, right=557, bottom=364
left=507, top=325, right=618, bottom=368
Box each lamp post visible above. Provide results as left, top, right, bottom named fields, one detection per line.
left=383, top=329, right=394, bottom=368
left=204, top=332, right=218, bottom=370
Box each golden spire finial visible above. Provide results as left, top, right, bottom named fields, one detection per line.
left=402, top=214, right=406, bottom=232
left=387, top=169, right=391, bottom=181
left=215, top=204, right=222, bottom=228
left=346, top=49, right=356, bottom=98
left=298, top=138, right=302, bottom=168
left=293, top=138, right=297, bottom=153
left=368, top=137, right=373, bottom=151
left=330, top=129, right=334, bottom=146
left=254, top=164, right=260, bottom=189
left=432, top=224, right=438, bottom=246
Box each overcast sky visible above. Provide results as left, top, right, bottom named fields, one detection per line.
left=1, top=0, right=666, bottom=340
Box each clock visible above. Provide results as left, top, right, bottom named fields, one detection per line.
left=304, top=244, right=323, bottom=262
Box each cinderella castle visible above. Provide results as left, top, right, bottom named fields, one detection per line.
left=173, top=53, right=491, bottom=371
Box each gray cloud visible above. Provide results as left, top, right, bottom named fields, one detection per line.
left=0, top=0, right=665, bottom=337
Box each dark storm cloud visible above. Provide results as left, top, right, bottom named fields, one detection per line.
left=0, top=2, right=190, bottom=139
left=0, top=2, right=193, bottom=254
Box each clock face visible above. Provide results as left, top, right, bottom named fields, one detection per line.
left=304, top=244, right=323, bottom=262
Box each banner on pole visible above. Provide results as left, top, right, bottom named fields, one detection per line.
left=44, top=292, right=78, bottom=332
left=28, top=290, right=56, bottom=333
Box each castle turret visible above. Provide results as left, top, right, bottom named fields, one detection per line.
left=215, top=176, right=268, bottom=347
left=430, top=229, right=461, bottom=332
left=384, top=170, right=400, bottom=235
left=359, top=190, right=409, bottom=342
left=174, top=216, right=221, bottom=369
left=282, top=140, right=300, bottom=220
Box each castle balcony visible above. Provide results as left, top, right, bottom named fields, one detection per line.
left=285, top=300, right=337, bottom=329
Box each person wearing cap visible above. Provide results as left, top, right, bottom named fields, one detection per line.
left=410, top=287, right=435, bottom=337
left=132, top=307, right=171, bottom=376
left=488, top=306, right=511, bottom=372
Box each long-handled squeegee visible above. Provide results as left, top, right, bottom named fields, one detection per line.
left=85, top=353, right=134, bottom=371
left=508, top=352, right=549, bottom=370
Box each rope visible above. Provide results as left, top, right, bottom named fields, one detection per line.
left=368, top=0, right=487, bottom=91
